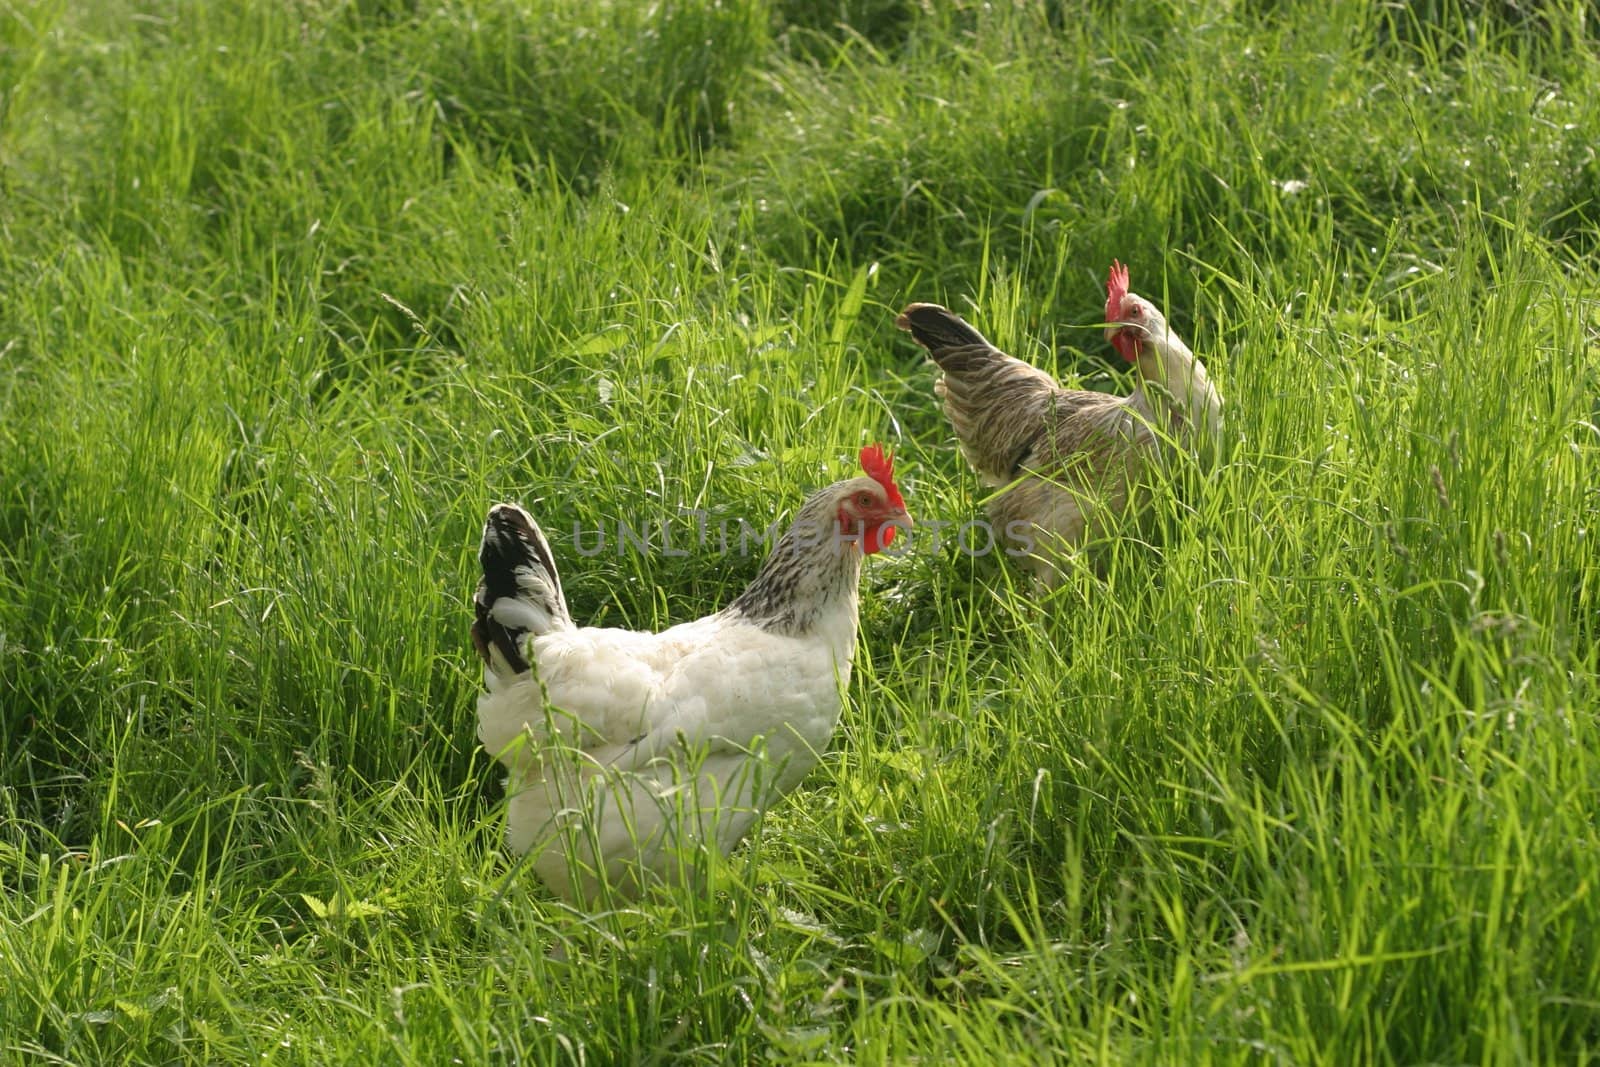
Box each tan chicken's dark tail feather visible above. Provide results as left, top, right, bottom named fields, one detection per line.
left=895, top=302, right=994, bottom=359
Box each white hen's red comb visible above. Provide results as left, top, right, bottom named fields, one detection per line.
left=859, top=444, right=904, bottom=511
left=1106, top=260, right=1130, bottom=322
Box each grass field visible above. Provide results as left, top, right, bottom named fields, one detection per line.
left=2, top=0, right=1599, bottom=1062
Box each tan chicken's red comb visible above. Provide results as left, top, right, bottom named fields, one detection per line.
left=1106, top=260, right=1130, bottom=322
left=859, top=444, right=904, bottom=510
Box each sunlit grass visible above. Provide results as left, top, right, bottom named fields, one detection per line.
left=2, top=0, right=1597, bottom=1062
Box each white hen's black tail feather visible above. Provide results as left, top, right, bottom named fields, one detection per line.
left=471, top=503, right=572, bottom=680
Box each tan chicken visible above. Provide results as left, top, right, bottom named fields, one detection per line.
left=471, top=446, right=910, bottom=904
left=897, top=261, right=1221, bottom=586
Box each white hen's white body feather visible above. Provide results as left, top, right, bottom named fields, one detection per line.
left=476, top=604, right=856, bottom=901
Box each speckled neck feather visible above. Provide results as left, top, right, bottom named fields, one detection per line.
left=725, top=484, right=863, bottom=636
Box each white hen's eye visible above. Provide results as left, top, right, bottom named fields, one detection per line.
left=855, top=491, right=875, bottom=508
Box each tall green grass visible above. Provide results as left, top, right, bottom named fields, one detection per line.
left=2, top=0, right=1597, bottom=1062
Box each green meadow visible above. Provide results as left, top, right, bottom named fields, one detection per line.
left=2, top=0, right=1598, bottom=1061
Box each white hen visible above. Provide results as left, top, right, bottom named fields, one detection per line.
left=471, top=446, right=910, bottom=903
